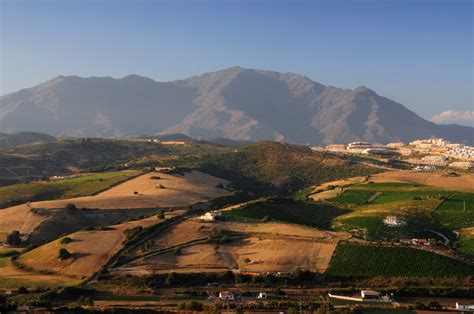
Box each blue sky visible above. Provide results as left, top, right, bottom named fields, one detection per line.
left=1, top=0, right=472, bottom=122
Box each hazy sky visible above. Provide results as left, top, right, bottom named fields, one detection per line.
left=1, top=0, right=472, bottom=122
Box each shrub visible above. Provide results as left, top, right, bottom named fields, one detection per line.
left=173, top=247, right=182, bottom=256
left=58, top=248, right=72, bottom=260
left=159, top=184, right=166, bottom=189
left=65, top=203, right=77, bottom=210
left=60, top=237, right=72, bottom=244
left=6, top=230, right=21, bottom=246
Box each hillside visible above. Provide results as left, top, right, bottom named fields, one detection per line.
left=1, top=67, right=472, bottom=145
left=0, top=132, right=55, bottom=149
left=197, top=141, right=380, bottom=193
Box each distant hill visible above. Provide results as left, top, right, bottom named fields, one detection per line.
left=0, top=131, right=56, bottom=149
left=1, top=67, right=472, bottom=145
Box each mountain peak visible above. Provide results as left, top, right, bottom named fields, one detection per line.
left=1, top=68, right=472, bottom=145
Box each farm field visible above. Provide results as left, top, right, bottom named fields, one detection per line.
left=370, top=170, right=474, bottom=192
left=17, top=215, right=170, bottom=279
left=0, top=171, right=229, bottom=242
left=308, top=176, right=368, bottom=201
left=432, top=192, right=474, bottom=229
left=0, top=170, right=141, bottom=209
left=326, top=244, right=474, bottom=277
left=457, top=228, right=474, bottom=257
left=221, top=199, right=349, bottom=229
left=329, top=182, right=453, bottom=241
left=21, top=170, right=229, bottom=210
left=0, top=257, right=78, bottom=289
left=115, top=220, right=349, bottom=275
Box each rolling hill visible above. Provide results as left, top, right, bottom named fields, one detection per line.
left=0, top=132, right=56, bottom=149
left=1, top=67, right=472, bottom=145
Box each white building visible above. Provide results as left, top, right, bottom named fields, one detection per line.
left=450, top=161, right=474, bottom=169
left=387, top=142, right=405, bottom=148
left=347, top=142, right=387, bottom=153
left=383, top=215, right=407, bottom=227
left=257, top=292, right=267, bottom=299
left=199, top=211, right=222, bottom=221
left=456, top=302, right=474, bottom=311
left=219, top=291, right=235, bottom=301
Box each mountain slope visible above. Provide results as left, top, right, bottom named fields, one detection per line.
left=1, top=67, right=472, bottom=144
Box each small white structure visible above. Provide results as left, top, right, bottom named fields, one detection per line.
left=456, top=302, right=474, bottom=311
left=257, top=292, right=267, bottom=299
left=361, top=290, right=381, bottom=300
left=219, top=291, right=235, bottom=301
left=383, top=215, right=407, bottom=227
left=199, top=211, right=222, bottom=221
left=411, top=238, right=431, bottom=246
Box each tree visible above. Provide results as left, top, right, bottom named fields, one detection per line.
left=58, top=248, right=72, bottom=260
left=65, top=203, right=77, bottom=210
left=6, top=231, right=21, bottom=246
left=428, top=301, right=442, bottom=310
left=165, top=272, right=176, bottom=285
left=156, top=212, right=165, bottom=219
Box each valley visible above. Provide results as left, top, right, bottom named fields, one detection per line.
left=0, top=138, right=472, bottom=312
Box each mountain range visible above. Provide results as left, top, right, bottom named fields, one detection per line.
left=1, top=67, right=472, bottom=145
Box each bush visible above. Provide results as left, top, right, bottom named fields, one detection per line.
left=6, top=230, right=21, bottom=246
left=65, top=203, right=77, bottom=210
left=159, top=184, right=166, bottom=189
left=58, top=248, right=72, bottom=260
left=60, top=237, right=72, bottom=244
left=156, top=212, right=165, bottom=219
left=178, top=301, right=203, bottom=311
left=173, top=247, right=182, bottom=256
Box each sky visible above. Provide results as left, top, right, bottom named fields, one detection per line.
left=0, top=0, right=472, bottom=124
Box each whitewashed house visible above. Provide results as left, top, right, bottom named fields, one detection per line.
left=199, top=211, right=222, bottom=221
left=383, top=215, right=407, bottom=227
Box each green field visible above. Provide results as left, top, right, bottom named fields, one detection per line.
left=326, top=244, right=474, bottom=277
left=329, top=183, right=457, bottom=241
left=222, top=198, right=350, bottom=229
left=433, top=193, right=474, bottom=229
left=456, top=232, right=474, bottom=257
left=0, top=170, right=141, bottom=208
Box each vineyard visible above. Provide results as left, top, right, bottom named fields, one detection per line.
left=326, top=244, right=474, bottom=277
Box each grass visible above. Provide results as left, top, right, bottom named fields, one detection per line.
left=326, top=244, right=474, bottom=277
left=222, top=198, right=350, bottom=229
left=331, top=190, right=374, bottom=205
left=456, top=231, right=474, bottom=257
left=433, top=193, right=474, bottom=229
left=0, top=170, right=141, bottom=208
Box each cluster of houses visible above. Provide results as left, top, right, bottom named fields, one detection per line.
left=316, top=137, right=473, bottom=169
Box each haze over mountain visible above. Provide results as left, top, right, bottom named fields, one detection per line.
left=0, top=67, right=472, bottom=145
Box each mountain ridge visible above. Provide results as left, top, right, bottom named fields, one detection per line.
left=1, top=67, right=472, bottom=145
